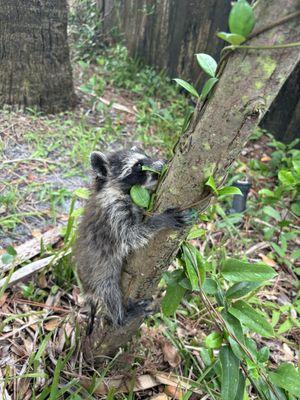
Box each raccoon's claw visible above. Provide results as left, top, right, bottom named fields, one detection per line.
left=164, top=208, right=198, bottom=228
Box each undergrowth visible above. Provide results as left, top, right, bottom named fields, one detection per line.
left=0, top=0, right=299, bottom=399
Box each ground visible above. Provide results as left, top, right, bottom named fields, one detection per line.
left=0, top=26, right=299, bottom=400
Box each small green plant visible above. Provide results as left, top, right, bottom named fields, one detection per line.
left=68, top=0, right=103, bottom=62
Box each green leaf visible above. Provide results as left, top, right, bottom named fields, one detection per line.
left=245, top=337, right=258, bottom=361
left=234, top=370, right=246, bottom=400
left=196, top=53, right=217, bottom=78
left=1, top=253, right=14, bottom=265
left=263, top=205, right=281, bottom=221
left=73, top=187, right=90, bottom=199
left=173, top=78, right=199, bottom=98
left=205, top=331, right=223, bottom=349
left=79, top=85, right=94, bottom=94
left=278, top=170, right=296, bottom=186
left=142, top=165, right=161, bottom=174
left=6, top=245, right=17, bottom=256
left=269, top=363, right=300, bottom=396
left=229, top=0, right=255, bottom=37
left=202, top=278, right=218, bottom=295
left=225, top=282, right=262, bottom=299
left=182, top=244, right=200, bottom=290
left=259, top=188, right=276, bottom=198
left=229, top=300, right=274, bottom=338
left=291, top=248, right=300, bottom=260
left=162, top=270, right=185, bottom=286
left=205, top=176, right=218, bottom=194
left=187, top=227, right=205, bottom=240
left=130, top=185, right=150, bottom=209
left=221, top=258, right=277, bottom=282
left=258, top=346, right=269, bottom=363
left=222, top=310, right=245, bottom=360
left=277, top=318, right=292, bottom=334
left=271, top=242, right=285, bottom=258
left=220, top=345, right=240, bottom=400
left=200, top=77, right=218, bottom=100
left=161, top=284, right=186, bottom=316
left=217, top=31, right=246, bottom=45
left=218, top=186, right=243, bottom=197
left=291, top=202, right=300, bottom=216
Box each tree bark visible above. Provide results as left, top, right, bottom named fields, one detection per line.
left=84, top=0, right=300, bottom=361
left=100, top=0, right=231, bottom=87
left=0, top=0, right=75, bottom=113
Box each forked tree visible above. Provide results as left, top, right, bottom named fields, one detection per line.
left=82, top=0, right=300, bottom=361
left=0, top=0, right=75, bottom=113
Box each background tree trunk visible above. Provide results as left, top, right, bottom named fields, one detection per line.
left=261, top=60, right=300, bottom=144
left=84, top=0, right=300, bottom=362
left=0, top=0, right=75, bottom=113
left=100, top=0, right=231, bottom=87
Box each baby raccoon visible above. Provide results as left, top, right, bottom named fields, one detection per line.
left=75, top=147, right=195, bottom=331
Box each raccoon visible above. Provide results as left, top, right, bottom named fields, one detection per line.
left=75, top=147, right=195, bottom=331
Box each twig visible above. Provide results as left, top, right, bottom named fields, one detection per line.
left=12, top=298, right=71, bottom=313
left=1, top=157, right=59, bottom=166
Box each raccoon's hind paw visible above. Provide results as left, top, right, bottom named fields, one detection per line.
left=125, top=299, right=153, bottom=320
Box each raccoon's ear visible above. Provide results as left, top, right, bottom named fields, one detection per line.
left=90, top=152, right=108, bottom=177
left=130, top=145, right=143, bottom=153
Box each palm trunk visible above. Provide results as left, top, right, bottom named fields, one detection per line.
left=0, top=0, right=75, bottom=113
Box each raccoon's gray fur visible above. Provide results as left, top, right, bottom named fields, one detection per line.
left=75, top=147, right=195, bottom=330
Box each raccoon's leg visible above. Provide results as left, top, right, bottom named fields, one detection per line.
left=100, top=274, right=125, bottom=326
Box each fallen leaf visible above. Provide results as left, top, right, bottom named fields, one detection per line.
left=162, top=341, right=181, bottom=367
left=261, top=155, right=271, bottom=162
left=259, top=253, right=277, bottom=267
left=44, top=318, right=61, bottom=331
left=164, top=385, right=183, bottom=399
left=150, top=394, right=169, bottom=400
left=282, top=343, right=294, bottom=362
left=31, top=229, right=42, bottom=237
left=0, top=292, right=9, bottom=307
left=27, top=172, right=36, bottom=182
left=38, top=272, right=48, bottom=288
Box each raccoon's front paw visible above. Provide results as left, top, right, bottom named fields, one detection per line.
left=164, top=208, right=198, bottom=229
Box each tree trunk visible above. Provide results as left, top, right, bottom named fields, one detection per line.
left=84, top=0, right=300, bottom=361
left=0, top=0, right=75, bottom=113
left=100, top=0, right=231, bottom=87
left=261, top=60, right=300, bottom=144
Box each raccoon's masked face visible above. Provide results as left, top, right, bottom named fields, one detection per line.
left=90, top=148, right=165, bottom=193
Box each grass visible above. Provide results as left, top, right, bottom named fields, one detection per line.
left=0, top=1, right=299, bottom=398
left=0, top=43, right=189, bottom=245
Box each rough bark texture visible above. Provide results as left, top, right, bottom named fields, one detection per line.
left=99, top=0, right=231, bottom=86
left=84, top=0, right=300, bottom=360
left=0, top=0, right=75, bottom=113
left=261, top=60, right=300, bottom=143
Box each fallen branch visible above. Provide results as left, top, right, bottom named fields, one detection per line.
left=0, top=249, right=71, bottom=288
left=0, top=227, right=63, bottom=273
